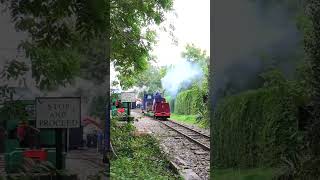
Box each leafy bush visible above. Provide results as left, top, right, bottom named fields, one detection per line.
left=87, top=171, right=108, bottom=180
left=165, top=96, right=175, bottom=113
left=213, top=85, right=301, bottom=169
left=174, top=86, right=209, bottom=127
left=174, top=88, right=202, bottom=115
left=213, top=168, right=280, bottom=180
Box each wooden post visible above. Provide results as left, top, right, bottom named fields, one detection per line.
left=96, top=129, right=99, bottom=153
left=55, top=128, right=63, bottom=170
left=128, top=102, right=131, bottom=116
left=67, top=128, right=69, bottom=152
left=103, top=103, right=110, bottom=178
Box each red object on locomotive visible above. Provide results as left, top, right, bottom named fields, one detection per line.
left=152, top=92, right=170, bottom=119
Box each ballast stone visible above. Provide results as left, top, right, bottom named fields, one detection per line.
left=181, top=169, right=202, bottom=180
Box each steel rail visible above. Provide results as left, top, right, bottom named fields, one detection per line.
left=167, top=119, right=210, bottom=138
left=159, top=121, right=210, bottom=151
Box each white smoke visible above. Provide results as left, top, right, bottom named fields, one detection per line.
left=161, top=59, right=203, bottom=97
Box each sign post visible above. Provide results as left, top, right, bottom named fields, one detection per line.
left=120, top=92, right=135, bottom=121
left=55, top=128, right=63, bottom=169
left=103, top=103, right=110, bottom=176
left=120, top=92, right=136, bottom=102
left=67, top=128, right=70, bottom=152
left=36, top=97, right=81, bottom=170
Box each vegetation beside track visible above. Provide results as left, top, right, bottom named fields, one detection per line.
left=211, top=1, right=320, bottom=179
left=110, top=118, right=181, bottom=180
left=170, top=45, right=209, bottom=128
left=212, top=69, right=309, bottom=178
left=170, top=85, right=209, bottom=129
left=170, top=113, right=208, bottom=129
left=170, top=113, right=197, bottom=125
left=213, top=168, right=280, bottom=180
left=174, top=89, right=201, bottom=115
left=213, top=84, right=302, bottom=168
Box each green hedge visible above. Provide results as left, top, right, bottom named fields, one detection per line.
left=165, top=96, right=175, bottom=113
left=174, top=88, right=203, bottom=115
left=213, top=86, right=300, bottom=169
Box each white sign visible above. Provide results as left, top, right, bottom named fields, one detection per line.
left=36, top=97, right=81, bottom=128
left=121, top=92, right=136, bottom=102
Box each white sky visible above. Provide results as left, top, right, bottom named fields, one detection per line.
left=111, top=0, right=210, bottom=88
left=152, top=0, right=210, bottom=66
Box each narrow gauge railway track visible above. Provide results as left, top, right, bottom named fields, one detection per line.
left=158, top=120, right=210, bottom=151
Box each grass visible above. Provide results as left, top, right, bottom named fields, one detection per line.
left=170, top=113, right=197, bottom=124
left=170, top=113, right=209, bottom=128
left=213, top=168, right=280, bottom=180
left=110, top=118, right=181, bottom=180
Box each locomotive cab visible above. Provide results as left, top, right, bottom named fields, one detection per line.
left=153, top=102, right=170, bottom=119
left=152, top=93, right=171, bottom=119
left=142, top=92, right=171, bottom=119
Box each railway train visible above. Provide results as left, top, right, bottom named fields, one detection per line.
left=142, top=92, right=170, bottom=119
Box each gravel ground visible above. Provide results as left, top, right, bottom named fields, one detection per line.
left=66, top=148, right=107, bottom=180
left=168, top=119, right=210, bottom=137
left=0, top=154, right=5, bottom=175
left=131, top=110, right=210, bottom=180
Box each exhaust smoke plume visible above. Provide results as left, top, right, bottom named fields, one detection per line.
left=211, top=0, right=303, bottom=110
left=161, top=59, right=203, bottom=97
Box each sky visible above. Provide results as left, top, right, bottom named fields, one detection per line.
left=153, top=0, right=210, bottom=66
left=0, top=11, right=26, bottom=64
left=111, top=0, right=210, bottom=88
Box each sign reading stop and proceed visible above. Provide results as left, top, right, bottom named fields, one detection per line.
left=120, top=92, right=136, bottom=102
left=36, top=97, right=81, bottom=129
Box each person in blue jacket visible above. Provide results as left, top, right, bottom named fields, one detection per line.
left=154, top=92, right=161, bottom=102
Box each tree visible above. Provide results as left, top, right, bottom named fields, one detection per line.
left=0, top=0, right=173, bottom=91
left=182, top=44, right=209, bottom=84
left=126, top=63, right=166, bottom=93
left=301, top=0, right=320, bottom=176
left=0, top=0, right=109, bottom=90
left=182, top=44, right=208, bottom=64
left=178, top=44, right=209, bottom=124
left=110, top=0, right=173, bottom=88
left=181, top=43, right=209, bottom=90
